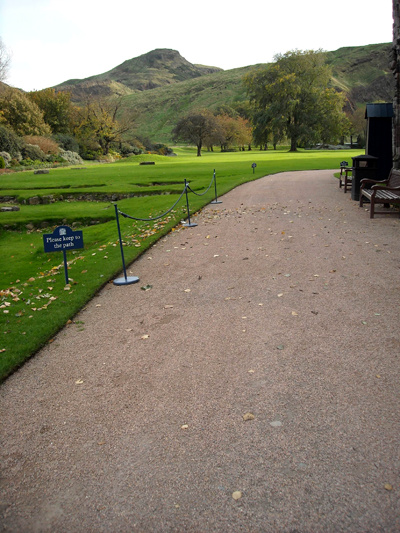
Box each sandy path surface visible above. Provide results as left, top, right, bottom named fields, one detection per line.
left=1, top=170, right=399, bottom=532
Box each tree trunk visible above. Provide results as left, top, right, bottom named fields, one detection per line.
left=289, top=138, right=297, bottom=152
left=197, top=142, right=202, bottom=157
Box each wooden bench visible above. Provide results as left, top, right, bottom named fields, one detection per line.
left=339, top=164, right=352, bottom=193
left=359, top=168, right=400, bottom=218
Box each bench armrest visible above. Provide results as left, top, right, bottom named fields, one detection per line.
left=360, top=178, right=388, bottom=187
left=371, top=184, right=400, bottom=191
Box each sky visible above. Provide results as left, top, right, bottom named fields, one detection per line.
left=0, top=0, right=394, bottom=92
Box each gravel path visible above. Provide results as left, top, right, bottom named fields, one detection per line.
left=1, top=170, right=399, bottom=532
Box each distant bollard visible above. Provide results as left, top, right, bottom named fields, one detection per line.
left=183, top=179, right=197, bottom=227
left=113, top=204, right=140, bottom=286
left=210, top=169, right=222, bottom=205
left=252, top=163, right=257, bottom=174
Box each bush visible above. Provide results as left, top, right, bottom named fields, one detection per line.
left=21, top=144, right=47, bottom=162
left=23, top=135, right=59, bottom=155
left=53, top=133, right=79, bottom=153
left=153, top=143, right=174, bottom=155
left=118, top=143, right=142, bottom=156
left=0, top=151, right=11, bottom=166
left=59, top=150, right=83, bottom=165
left=0, top=125, right=24, bottom=157
left=0, top=156, right=5, bottom=169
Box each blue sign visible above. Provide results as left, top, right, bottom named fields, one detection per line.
left=252, top=163, right=257, bottom=168
left=43, top=226, right=84, bottom=253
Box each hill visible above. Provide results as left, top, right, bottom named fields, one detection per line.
left=55, top=49, right=222, bottom=101
left=54, top=44, right=393, bottom=143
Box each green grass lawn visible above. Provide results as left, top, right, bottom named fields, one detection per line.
left=0, top=147, right=360, bottom=380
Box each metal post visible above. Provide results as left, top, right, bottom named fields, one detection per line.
left=113, top=204, right=140, bottom=286
left=210, top=169, right=222, bottom=204
left=183, top=179, right=197, bottom=227
left=62, top=250, right=69, bottom=285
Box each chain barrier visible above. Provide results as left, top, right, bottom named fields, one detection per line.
left=186, top=171, right=216, bottom=197
left=118, top=184, right=188, bottom=222
left=113, top=170, right=222, bottom=285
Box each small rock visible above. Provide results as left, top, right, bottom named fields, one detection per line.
left=232, top=491, right=242, bottom=500
left=243, top=413, right=255, bottom=421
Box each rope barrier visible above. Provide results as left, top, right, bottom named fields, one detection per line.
left=113, top=170, right=222, bottom=284
left=187, top=172, right=216, bottom=197
left=118, top=184, right=188, bottom=222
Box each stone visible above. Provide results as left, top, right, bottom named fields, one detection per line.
left=28, top=196, right=40, bottom=205
left=1, top=206, right=20, bottom=212
left=34, top=169, right=49, bottom=174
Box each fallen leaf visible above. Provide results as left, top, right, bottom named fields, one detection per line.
left=141, top=284, right=153, bottom=291
left=277, top=293, right=283, bottom=298
left=248, top=369, right=255, bottom=373
left=270, top=420, right=282, bottom=427
left=164, top=305, right=174, bottom=309
left=277, top=344, right=284, bottom=350
left=141, top=335, right=150, bottom=340
left=75, top=379, right=84, bottom=384
left=384, top=483, right=393, bottom=491
left=181, top=424, right=189, bottom=430
left=243, top=412, right=255, bottom=421
left=184, top=289, right=191, bottom=293
left=96, top=304, right=101, bottom=307
left=232, top=491, right=242, bottom=500
left=291, top=311, right=298, bottom=316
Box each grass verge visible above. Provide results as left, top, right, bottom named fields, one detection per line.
left=0, top=147, right=361, bottom=380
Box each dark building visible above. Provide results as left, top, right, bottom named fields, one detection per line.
left=365, top=102, right=394, bottom=180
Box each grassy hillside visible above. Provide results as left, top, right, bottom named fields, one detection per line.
left=121, top=66, right=255, bottom=142
left=56, top=49, right=222, bottom=101
left=53, top=44, right=392, bottom=143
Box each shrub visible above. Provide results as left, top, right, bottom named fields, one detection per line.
left=0, top=151, right=11, bottom=166
left=53, top=133, right=79, bottom=153
left=23, top=135, right=59, bottom=155
left=21, top=144, right=47, bottom=162
left=154, top=143, right=174, bottom=155
left=0, top=156, right=5, bottom=169
left=59, top=150, right=83, bottom=165
left=0, top=125, right=24, bottom=157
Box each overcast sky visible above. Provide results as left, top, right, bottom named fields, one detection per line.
left=0, top=0, right=393, bottom=92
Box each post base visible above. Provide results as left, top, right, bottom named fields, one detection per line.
left=184, top=222, right=198, bottom=227
left=113, top=276, right=140, bottom=286
left=210, top=200, right=222, bottom=204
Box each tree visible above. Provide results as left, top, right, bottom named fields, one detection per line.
left=0, top=37, right=11, bottom=82
left=215, top=114, right=252, bottom=151
left=28, top=88, right=72, bottom=134
left=244, top=50, right=349, bottom=151
left=0, top=87, right=51, bottom=136
left=71, top=94, right=136, bottom=155
left=172, top=111, right=222, bottom=156
left=347, top=107, right=367, bottom=147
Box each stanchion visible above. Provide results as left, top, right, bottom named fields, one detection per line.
left=113, top=204, right=140, bottom=286
left=183, top=179, right=197, bottom=227
left=210, top=169, right=222, bottom=204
